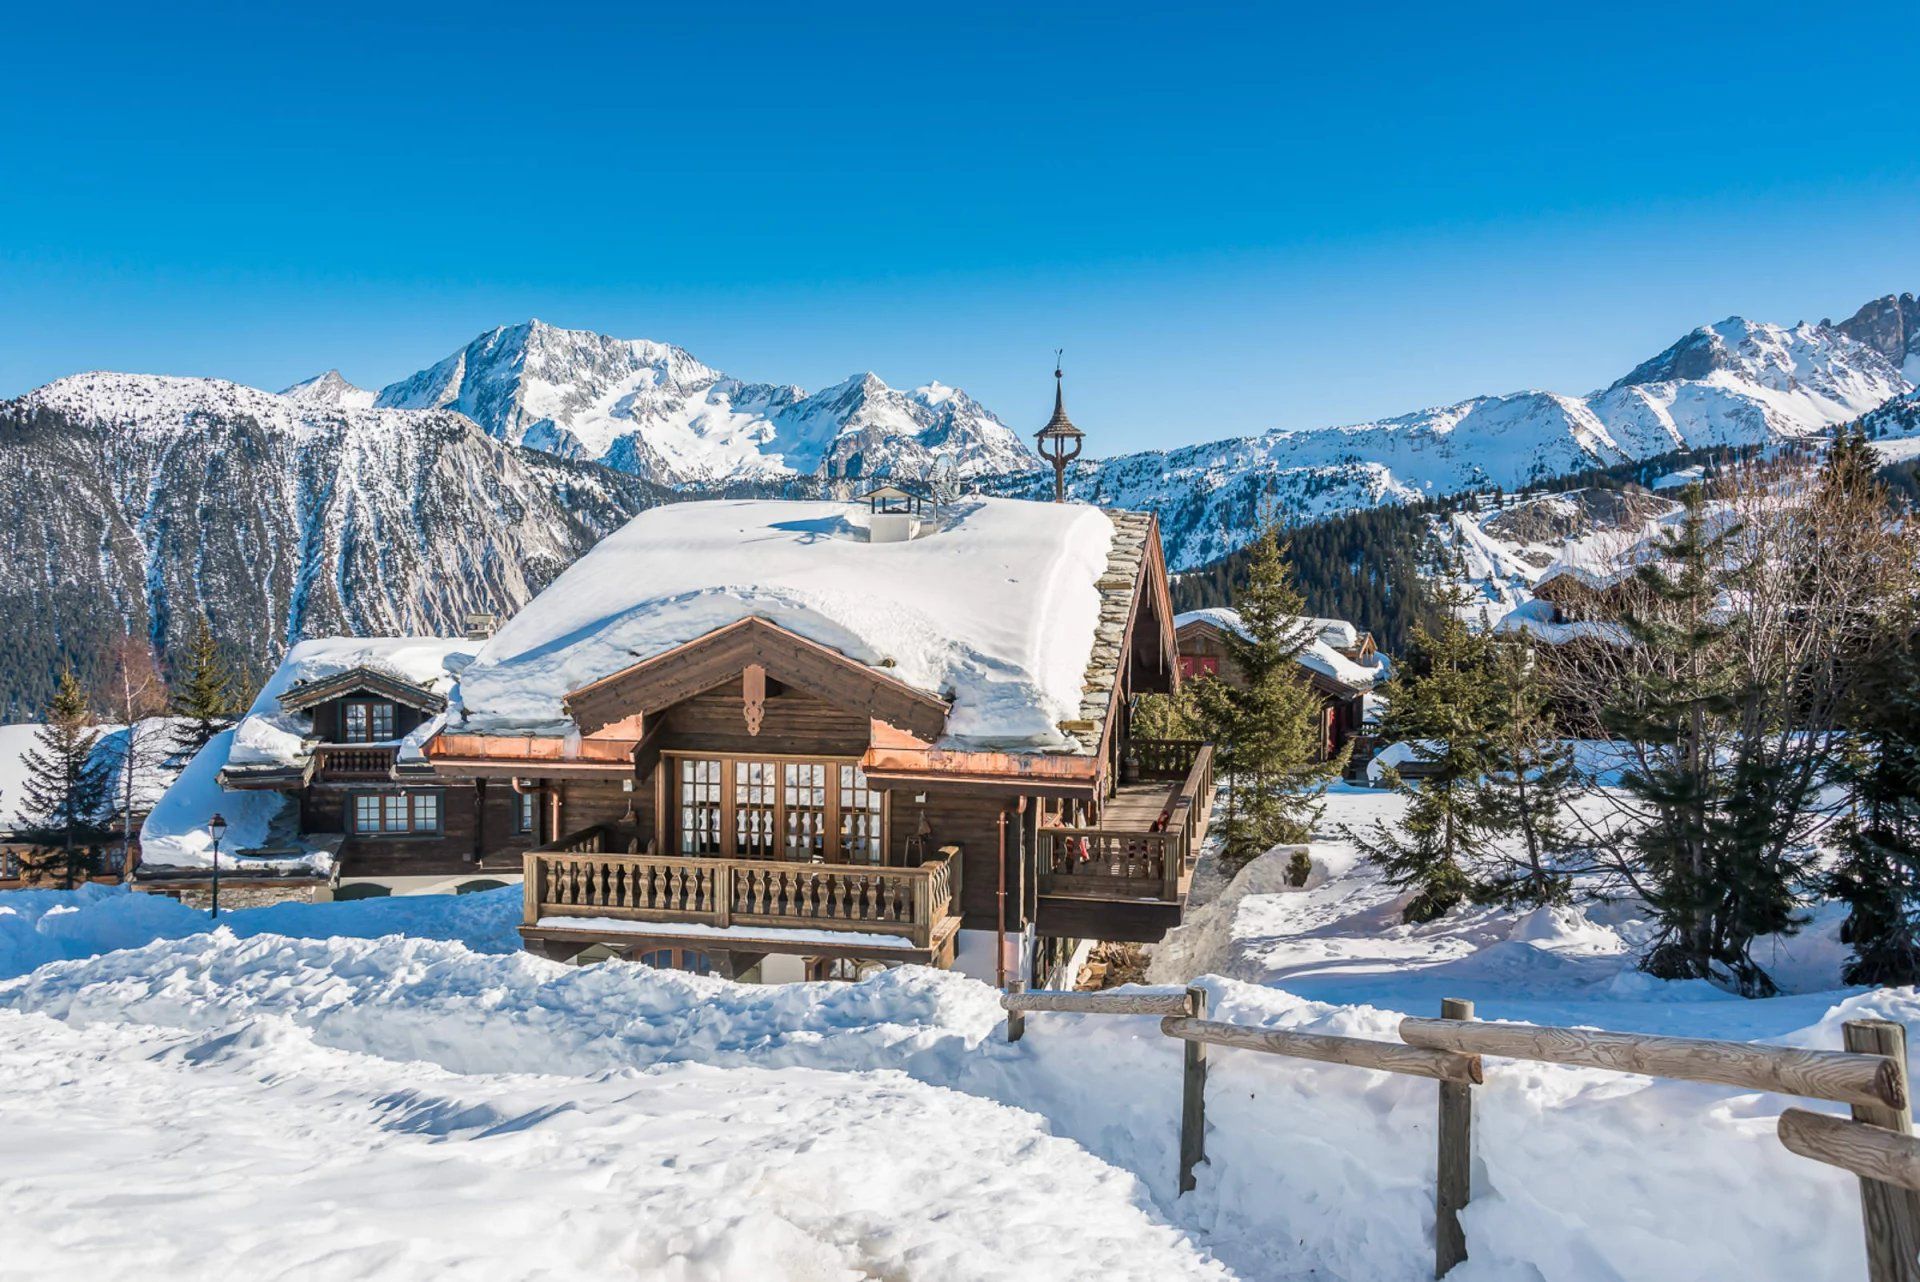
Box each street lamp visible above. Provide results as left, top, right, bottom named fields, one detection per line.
left=207, top=812, right=227, bottom=919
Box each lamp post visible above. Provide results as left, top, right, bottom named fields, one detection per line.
left=207, top=812, right=227, bottom=919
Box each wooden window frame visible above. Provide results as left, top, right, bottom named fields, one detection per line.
left=513, top=788, right=541, bottom=839
left=636, top=946, right=713, bottom=975
left=662, top=750, right=889, bottom=864
left=341, top=698, right=397, bottom=744
left=347, top=789, right=444, bottom=837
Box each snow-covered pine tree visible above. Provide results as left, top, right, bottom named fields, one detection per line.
left=168, top=617, right=240, bottom=757
left=1473, top=638, right=1580, bottom=907
left=1192, top=522, right=1340, bottom=874
left=1353, top=576, right=1504, bottom=923
left=21, top=666, right=109, bottom=886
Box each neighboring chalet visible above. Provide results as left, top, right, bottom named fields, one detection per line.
left=1172, top=607, right=1386, bottom=760
left=136, top=637, right=492, bottom=907
left=141, top=496, right=1215, bottom=988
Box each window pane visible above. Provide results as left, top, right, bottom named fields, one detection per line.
left=678, top=758, right=722, bottom=854
left=784, top=762, right=826, bottom=861
left=517, top=791, right=537, bottom=835
left=354, top=794, right=381, bottom=832
left=839, top=765, right=883, bottom=864
left=736, top=760, right=778, bottom=858
left=383, top=794, right=409, bottom=832
left=413, top=792, right=439, bottom=831
left=371, top=703, right=395, bottom=739
left=345, top=704, right=368, bottom=742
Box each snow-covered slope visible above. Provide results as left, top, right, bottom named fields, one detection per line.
left=375, top=319, right=1032, bottom=485
left=0, top=372, right=660, bottom=714
left=1026, top=307, right=1911, bottom=570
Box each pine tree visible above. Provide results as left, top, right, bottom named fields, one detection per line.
left=1191, top=522, right=1341, bottom=874
left=169, top=617, right=239, bottom=757
left=1602, top=485, right=1751, bottom=986
left=1473, top=639, right=1579, bottom=907
left=21, top=666, right=109, bottom=886
left=1353, top=577, right=1505, bottom=923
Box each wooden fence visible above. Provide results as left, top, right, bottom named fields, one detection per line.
left=1001, top=985, right=1919, bottom=1281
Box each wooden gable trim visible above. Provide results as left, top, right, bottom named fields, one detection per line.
left=280, top=667, right=447, bottom=715
left=563, top=616, right=950, bottom=743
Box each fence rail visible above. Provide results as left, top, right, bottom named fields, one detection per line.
left=1001, top=988, right=1920, bottom=1281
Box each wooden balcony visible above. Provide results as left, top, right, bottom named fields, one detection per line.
left=311, top=744, right=399, bottom=780
left=1039, top=739, right=1215, bottom=905
left=520, top=828, right=964, bottom=966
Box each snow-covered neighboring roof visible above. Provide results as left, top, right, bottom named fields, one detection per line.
left=1491, top=598, right=1632, bottom=647
left=227, top=637, right=476, bottom=773
left=138, top=637, right=474, bottom=876
left=454, top=498, right=1119, bottom=752
left=1365, top=739, right=1442, bottom=784
left=0, top=718, right=191, bottom=833
left=1652, top=465, right=1707, bottom=491
left=1172, top=607, right=1382, bottom=690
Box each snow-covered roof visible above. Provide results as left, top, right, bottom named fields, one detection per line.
left=453, top=498, right=1121, bottom=752
left=1172, top=607, right=1381, bottom=690
left=1490, top=598, right=1631, bottom=647
left=227, top=637, right=476, bottom=774
left=139, top=637, right=475, bottom=876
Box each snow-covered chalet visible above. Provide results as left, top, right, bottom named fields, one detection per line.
left=142, top=487, right=1215, bottom=988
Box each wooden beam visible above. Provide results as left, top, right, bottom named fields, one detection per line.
left=1400, top=1017, right=1905, bottom=1110
left=1001, top=988, right=1193, bottom=1017
left=1780, top=1108, right=1920, bottom=1193
left=1179, top=985, right=1208, bottom=1195
left=1843, top=1020, right=1920, bottom=1282
left=1434, top=998, right=1474, bottom=1278
left=1163, top=1016, right=1482, bottom=1084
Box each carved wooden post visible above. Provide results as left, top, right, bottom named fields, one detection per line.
left=714, top=860, right=732, bottom=928
left=1006, top=979, right=1027, bottom=1043
left=1844, top=1019, right=1920, bottom=1282
left=1435, top=997, right=1474, bottom=1278
left=521, top=854, right=540, bottom=926
left=1179, top=984, right=1208, bottom=1194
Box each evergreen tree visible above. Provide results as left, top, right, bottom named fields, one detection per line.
left=1353, top=577, right=1505, bottom=923
left=1601, top=485, right=1754, bottom=987
left=1827, top=639, right=1920, bottom=984
left=1472, top=639, right=1580, bottom=907
left=1191, top=522, right=1341, bottom=874
left=169, top=617, right=239, bottom=756
left=21, top=666, right=108, bottom=886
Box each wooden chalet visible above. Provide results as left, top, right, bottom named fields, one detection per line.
left=416, top=496, right=1215, bottom=987
left=1172, top=608, right=1383, bottom=760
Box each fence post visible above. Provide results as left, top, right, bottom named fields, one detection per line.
left=1006, top=979, right=1027, bottom=1043
left=1435, top=997, right=1474, bottom=1278
left=1179, top=984, right=1208, bottom=1194
left=1843, top=1020, right=1920, bottom=1282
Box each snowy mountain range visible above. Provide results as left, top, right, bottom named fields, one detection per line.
left=364, top=320, right=1033, bottom=485
left=0, top=372, right=659, bottom=714
left=1047, top=293, right=1919, bottom=569
left=0, top=292, right=1914, bottom=713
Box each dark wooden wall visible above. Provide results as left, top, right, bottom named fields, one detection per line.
left=652, top=677, right=870, bottom=757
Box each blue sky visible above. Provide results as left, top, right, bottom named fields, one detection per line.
left=3, top=1, right=1917, bottom=455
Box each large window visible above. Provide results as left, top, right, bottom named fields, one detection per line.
left=349, top=790, right=442, bottom=836
left=670, top=754, right=886, bottom=862
left=342, top=699, right=396, bottom=743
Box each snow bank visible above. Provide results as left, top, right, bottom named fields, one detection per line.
left=455, top=498, right=1116, bottom=750
left=0, top=879, right=1904, bottom=1281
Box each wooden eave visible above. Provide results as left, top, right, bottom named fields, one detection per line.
left=562, top=616, right=951, bottom=743
left=278, top=667, right=447, bottom=715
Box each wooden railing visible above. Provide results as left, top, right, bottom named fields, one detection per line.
left=522, top=840, right=963, bottom=952
left=1133, top=737, right=1207, bottom=781
left=1041, top=742, right=1216, bottom=901
left=311, top=745, right=398, bottom=778
left=1000, top=990, right=1919, bottom=1281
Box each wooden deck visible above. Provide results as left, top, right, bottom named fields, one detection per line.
left=1038, top=742, right=1215, bottom=905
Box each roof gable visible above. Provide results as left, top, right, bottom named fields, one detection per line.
left=278, top=666, right=447, bottom=715
left=564, top=616, right=950, bottom=743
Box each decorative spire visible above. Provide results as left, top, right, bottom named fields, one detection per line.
left=1034, top=350, right=1085, bottom=503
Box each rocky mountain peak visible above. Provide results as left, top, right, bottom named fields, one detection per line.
left=1828, top=293, right=1920, bottom=379
left=281, top=369, right=377, bottom=409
